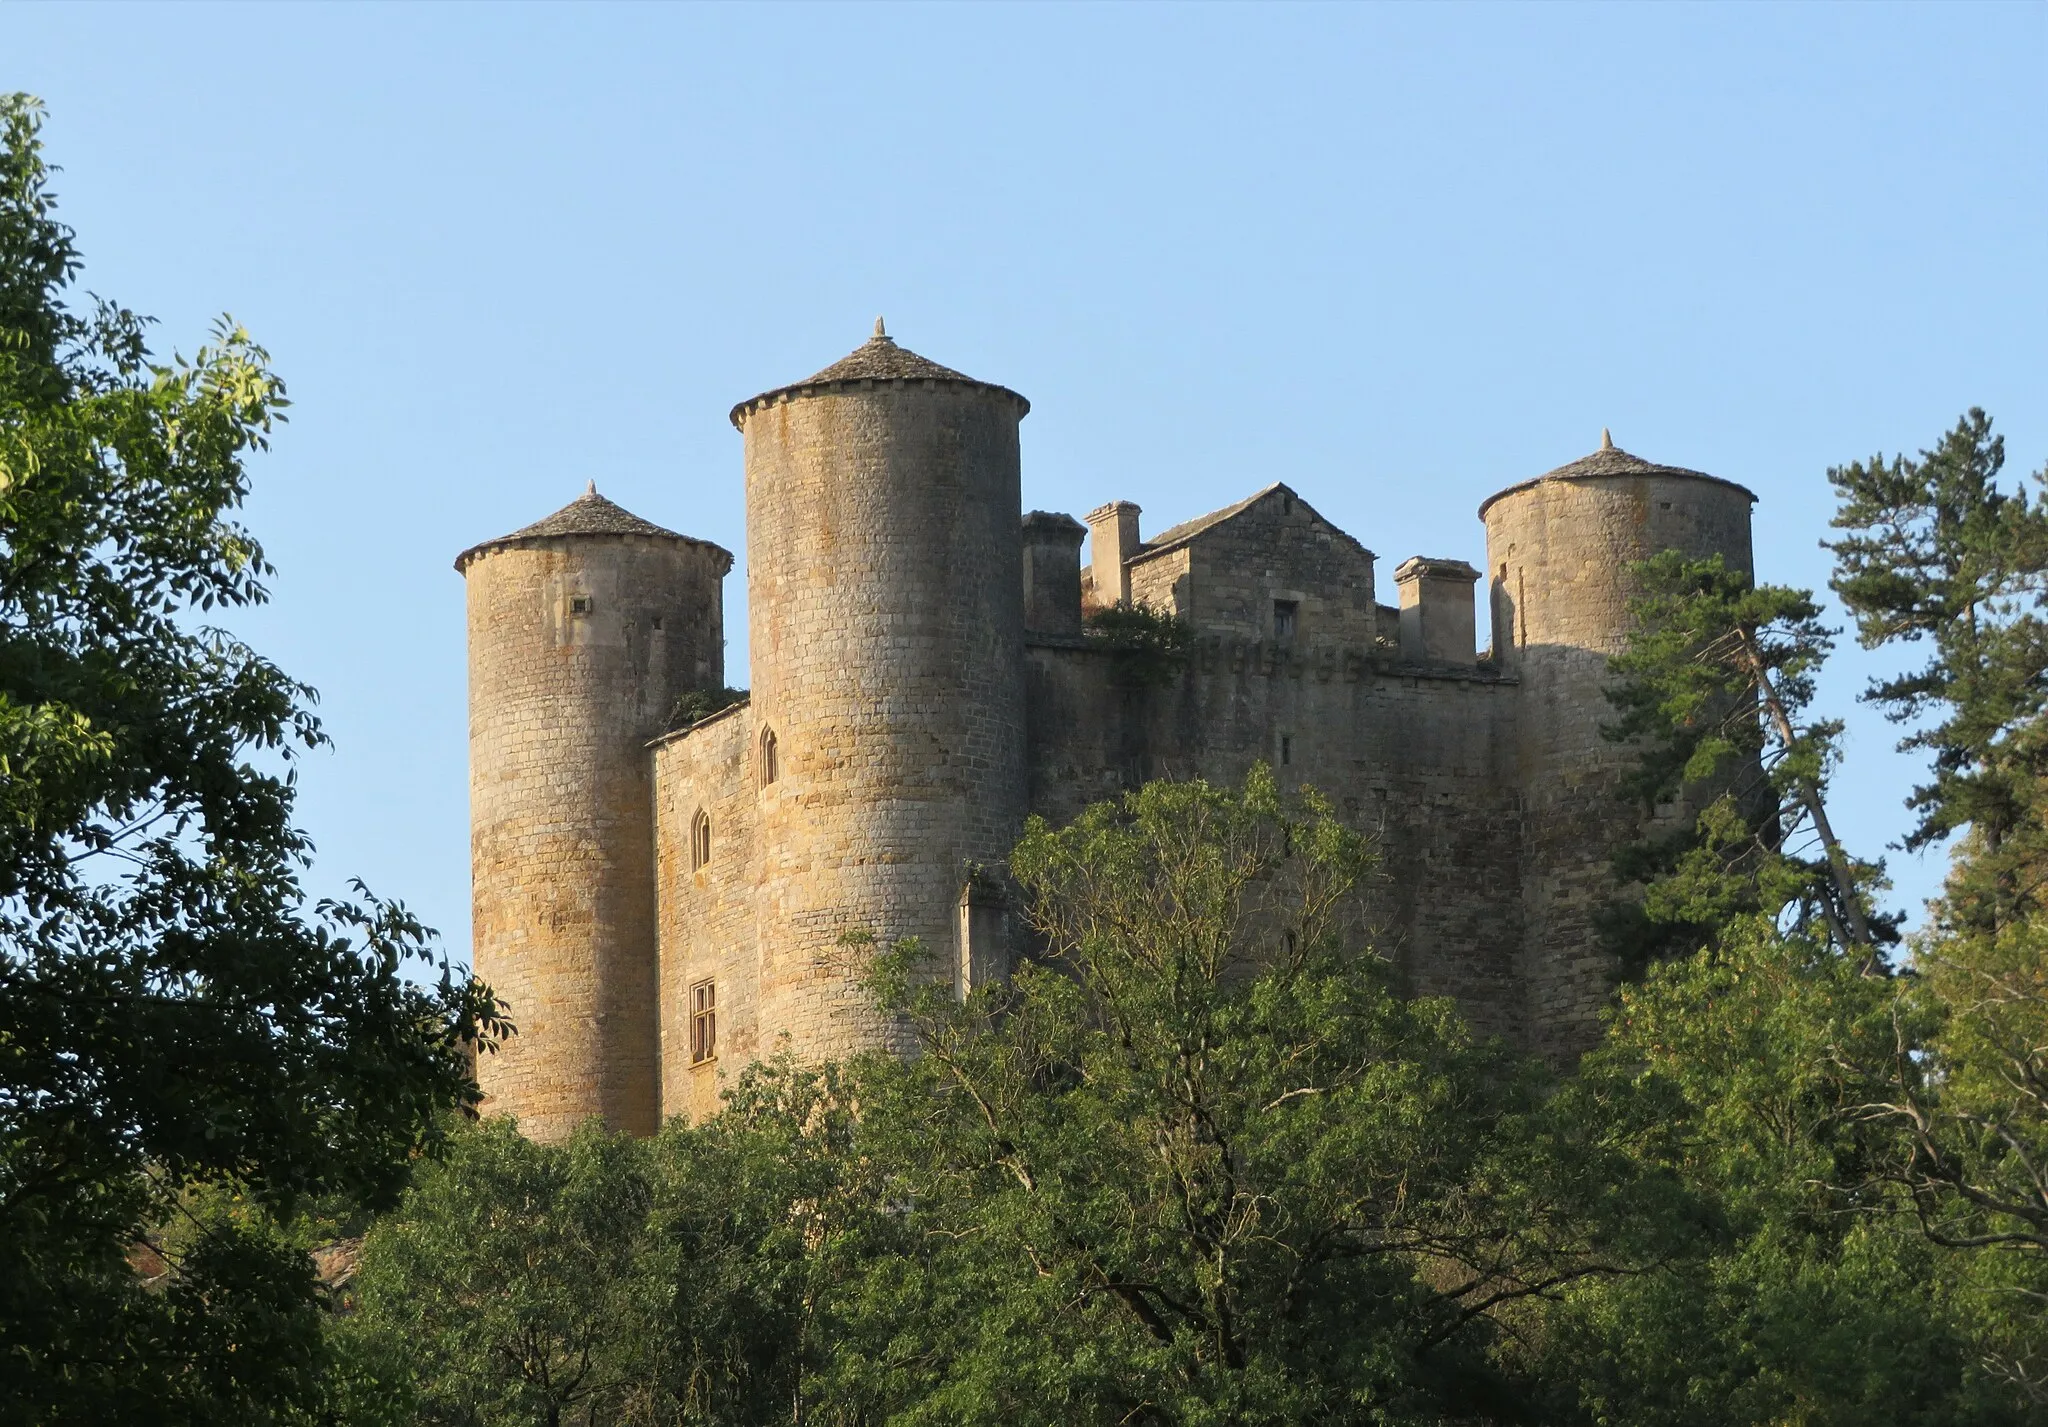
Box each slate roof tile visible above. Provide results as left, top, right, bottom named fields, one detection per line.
left=455, top=486, right=732, bottom=571
left=730, top=320, right=1027, bottom=427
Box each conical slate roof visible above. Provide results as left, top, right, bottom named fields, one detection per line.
left=730, top=319, right=1028, bottom=428
left=798, top=325, right=976, bottom=385
left=1477, top=430, right=1755, bottom=518
left=455, top=484, right=732, bottom=571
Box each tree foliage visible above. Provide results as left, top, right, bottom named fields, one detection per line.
left=1084, top=601, right=1194, bottom=687
left=0, top=94, right=500, bottom=1424
left=836, top=770, right=1668, bottom=1426
left=334, top=731, right=2047, bottom=1424
left=1823, top=412, right=2048, bottom=1405
left=342, top=774, right=1685, bottom=1426
left=1567, top=410, right=2048, bottom=1418
left=1827, top=410, right=2048, bottom=932
left=340, top=1066, right=877, bottom=1427
left=666, top=685, right=747, bottom=733
left=1529, top=922, right=2016, bottom=1425
left=1600, top=552, right=1890, bottom=971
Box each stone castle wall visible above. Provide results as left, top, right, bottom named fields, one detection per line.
left=652, top=700, right=757, bottom=1124
left=1025, top=650, right=1525, bottom=1040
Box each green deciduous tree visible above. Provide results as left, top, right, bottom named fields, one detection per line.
left=338, top=1120, right=656, bottom=1427
left=838, top=769, right=1667, bottom=1427
left=1559, top=441, right=2048, bottom=1419
left=0, top=95, right=499, bottom=1424
left=1872, top=923, right=2048, bottom=1407
left=1531, top=920, right=2019, bottom=1426
left=339, top=1065, right=876, bottom=1427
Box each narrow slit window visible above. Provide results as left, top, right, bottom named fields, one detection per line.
left=690, top=809, right=711, bottom=870
left=1273, top=599, right=1298, bottom=641
left=759, top=728, right=779, bottom=786
left=689, top=979, right=717, bottom=1064
left=1280, top=734, right=1293, bottom=766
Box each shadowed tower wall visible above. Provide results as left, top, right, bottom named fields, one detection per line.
left=733, top=326, right=1030, bottom=1059
left=459, top=491, right=730, bottom=1140
left=1481, top=437, right=1754, bottom=1059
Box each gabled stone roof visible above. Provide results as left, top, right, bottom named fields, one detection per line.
left=730, top=320, right=1029, bottom=428
left=1133, top=483, right=1375, bottom=563
left=455, top=485, right=733, bottom=572
left=1477, top=430, right=1756, bottom=517
left=1141, top=485, right=1280, bottom=554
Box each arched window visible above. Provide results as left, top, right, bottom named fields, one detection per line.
left=759, top=727, right=779, bottom=786
left=690, top=809, right=711, bottom=870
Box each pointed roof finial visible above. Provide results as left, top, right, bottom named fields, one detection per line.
left=585, top=479, right=597, bottom=496
left=874, top=316, right=888, bottom=341
left=1600, top=427, right=1614, bottom=451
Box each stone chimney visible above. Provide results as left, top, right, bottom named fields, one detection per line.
left=1085, top=501, right=1142, bottom=610
left=1394, top=557, right=1480, bottom=665
left=1021, top=511, right=1087, bottom=636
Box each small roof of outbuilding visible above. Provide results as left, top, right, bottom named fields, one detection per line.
left=1477, top=430, right=1757, bottom=518
left=1132, top=483, right=1375, bottom=564
left=454, top=483, right=733, bottom=572
left=730, top=319, right=1029, bottom=428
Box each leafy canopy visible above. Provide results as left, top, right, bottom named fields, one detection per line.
left=1827, top=409, right=2048, bottom=931
left=340, top=1065, right=875, bottom=1427
left=1601, top=551, right=1890, bottom=970
left=841, top=768, right=1665, bottom=1427
left=0, top=94, right=500, bottom=1425
left=1564, top=415, right=2048, bottom=1419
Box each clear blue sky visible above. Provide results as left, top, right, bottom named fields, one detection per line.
left=13, top=2, right=2045, bottom=957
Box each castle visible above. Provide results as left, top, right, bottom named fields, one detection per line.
left=458, top=323, right=1756, bottom=1140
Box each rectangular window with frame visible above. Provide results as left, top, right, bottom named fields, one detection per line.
left=1273, top=599, right=1298, bottom=641
left=689, top=979, right=717, bottom=1064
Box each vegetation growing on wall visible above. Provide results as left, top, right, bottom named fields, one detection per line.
left=1084, top=601, right=1193, bottom=687
left=667, top=685, right=747, bottom=732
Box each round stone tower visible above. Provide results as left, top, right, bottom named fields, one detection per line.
left=1479, top=433, right=1755, bottom=1059
left=732, top=321, right=1030, bottom=1059
left=457, top=487, right=731, bottom=1140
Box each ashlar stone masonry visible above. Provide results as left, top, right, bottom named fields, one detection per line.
left=459, top=332, right=1755, bottom=1137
